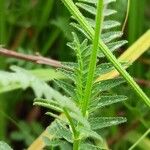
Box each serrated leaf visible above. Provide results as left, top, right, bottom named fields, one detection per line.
left=76, top=3, right=116, bottom=17
left=43, top=136, right=64, bottom=147
left=48, top=120, right=73, bottom=143
left=76, top=3, right=96, bottom=16
left=86, top=18, right=120, bottom=30
left=34, top=100, right=63, bottom=113
left=58, top=68, right=75, bottom=82
left=78, top=0, right=116, bottom=5
left=90, top=95, right=127, bottom=112
left=93, top=77, right=125, bottom=96
left=103, top=20, right=120, bottom=30
left=62, top=62, right=77, bottom=70
left=107, top=40, right=128, bottom=51
left=102, top=31, right=123, bottom=43
left=104, top=9, right=117, bottom=17
left=95, top=63, right=115, bottom=76
left=78, top=126, right=103, bottom=141
left=54, top=80, right=76, bottom=99
left=95, top=62, right=128, bottom=76
left=89, top=117, right=127, bottom=130
left=70, top=22, right=91, bottom=39
left=80, top=143, right=103, bottom=150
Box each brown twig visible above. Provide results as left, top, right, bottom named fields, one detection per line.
left=0, top=48, right=63, bottom=68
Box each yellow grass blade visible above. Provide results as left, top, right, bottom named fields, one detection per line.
left=96, top=30, right=150, bottom=82
left=28, top=130, right=49, bottom=150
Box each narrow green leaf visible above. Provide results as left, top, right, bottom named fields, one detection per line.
left=102, top=31, right=123, bottom=43
left=89, top=95, right=127, bottom=112
left=89, top=117, right=127, bottom=130
left=78, top=0, right=116, bottom=5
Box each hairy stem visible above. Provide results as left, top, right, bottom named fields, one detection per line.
left=60, top=0, right=150, bottom=107
left=73, top=137, right=80, bottom=150
left=82, top=0, right=104, bottom=116
left=63, top=108, right=79, bottom=150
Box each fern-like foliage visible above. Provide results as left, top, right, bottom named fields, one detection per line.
left=72, top=0, right=128, bottom=57
left=34, top=0, right=128, bottom=149
left=0, top=66, right=55, bottom=98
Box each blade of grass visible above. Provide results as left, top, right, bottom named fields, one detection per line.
left=128, top=129, right=150, bottom=150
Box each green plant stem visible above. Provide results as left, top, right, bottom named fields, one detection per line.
left=73, top=138, right=80, bottom=150
left=63, top=108, right=79, bottom=150
left=128, top=128, right=150, bottom=150
left=82, top=0, right=103, bottom=116
left=122, top=0, right=130, bottom=32
left=60, top=0, right=150, bottom=107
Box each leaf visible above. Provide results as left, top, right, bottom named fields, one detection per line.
left=0, top=66, right=57, bottom=99
left=34, top=93, right=90, bottom=129
left=92, top=78, right=125, bottom=97
left=102, top=20, right=120, bottom=30
left=76, top=3, right=116, bottom=17
left=80, top=143, right=102, bottom=150
left=70, top=22, right=91, bottom=39
left=0, top=141, right=13, bottom=150
left=96, top=30, right=150, bottom=82
left=107, top=40, right=128, bottom=51
left=58, top=68, right=75, bottom=82
left=102, top=31, right=123, bottom=43
left=0, top=67, right=64, bottom=94
left=54, top=80, right=76, bottom=99
left=95, top=63, right=115, bottom=76
left=78, top=126, right=103, bottom=141
left=28, top=29, right=150, bottom=150
left=89, top=117, right=127, bottom=130
left=104, top=9, right=117, bottom=17
left=43, top=136, right=65, bottom=147
left=47, top=120, right=73, bottom=143
left=89, top=95, right=127, bottom=112
left=95, top=62, right=128, bottom=77
left=34, top=99, right=63, bottom=113
left=76, top=3, right=96, bottom=16
left=78, top=0, right=116, bottom=5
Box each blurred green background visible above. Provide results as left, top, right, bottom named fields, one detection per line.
left=0, top=0, right=150, bottom=149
